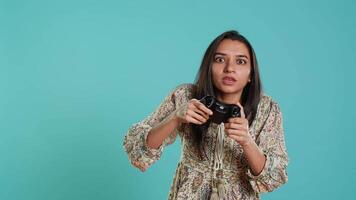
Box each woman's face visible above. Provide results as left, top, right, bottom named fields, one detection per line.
left=212, top=39, right=252, bottom=96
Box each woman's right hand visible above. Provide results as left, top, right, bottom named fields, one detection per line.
left=174, top=99, right=213, bottom=125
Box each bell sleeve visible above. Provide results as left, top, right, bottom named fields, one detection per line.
left=246, top=101, right=289, bottom=193
left=123, top=84, right=185, bottom=172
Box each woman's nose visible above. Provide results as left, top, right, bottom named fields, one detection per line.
left=223, top=59, right=235, bottom=73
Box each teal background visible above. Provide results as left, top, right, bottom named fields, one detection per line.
left=1, top=0, right=355, bottom=199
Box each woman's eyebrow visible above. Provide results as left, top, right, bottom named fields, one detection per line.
left=215, top=52, right=249, bottom=59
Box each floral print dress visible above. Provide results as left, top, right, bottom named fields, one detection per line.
left=123, top=83, right=289, bottom=200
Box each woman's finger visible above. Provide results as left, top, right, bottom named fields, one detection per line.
left=224, top=123, right=247, bottom=131
left=185, top=115, right=203, bottom=125
left=237, top=102, right=245, bottom=118
left=192, top=106, right=209, bottom=120
left=227, top=117, right=247, bottom=125
left=228, top=134, right=244, bottom=142
left=187, top=109, right=207, bottom=123
left=192, top=99, right=213, bottom=116
left=225, top=129, right=247, bottom=136
left=226, top=118, right=249, bottom=134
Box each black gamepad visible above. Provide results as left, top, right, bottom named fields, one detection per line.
left=199, top=95, right=241, bottom=124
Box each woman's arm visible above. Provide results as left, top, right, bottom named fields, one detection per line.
left=146, top=111, right=181, bottom=149
left=242, top=141, right=266, bottom=176
left=147, top=99, right=213, bottom=149
left=246, top=101, right=289, bottom=193
left=225, top=100, right=288, bottom=193
left=225, top=103, right=266, bottom=175
left=123, top=83, right=211, bottom=172
left=123, top=85, right=184, bottom=172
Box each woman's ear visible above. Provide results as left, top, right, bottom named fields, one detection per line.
left=247, top=74, right=251, bottom=82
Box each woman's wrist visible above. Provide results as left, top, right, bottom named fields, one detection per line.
left=146, top=112, right=180, bottom=149
left=242, top=140, right=266, bottom=176
left=171, top=109, right=183, bottom=124
left=240, top=138, right=255, bottom=149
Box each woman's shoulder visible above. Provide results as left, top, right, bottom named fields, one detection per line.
left=173, top=83, right=196, bottom=92
left=252, top=93, right=283, bottom=133
left=171, top=83, right=196, bottom=100
left=259, top=93, right=281, bottom=110
left=256, top=93, right=282, bottom=121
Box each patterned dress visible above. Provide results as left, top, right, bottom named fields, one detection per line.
left=123, top=83, right=289, bottom=200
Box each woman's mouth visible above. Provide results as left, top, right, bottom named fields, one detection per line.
left=222, top=76, right=236, bottom=85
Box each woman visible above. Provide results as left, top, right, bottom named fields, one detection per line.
left=123, top=30, right=289, bottom=200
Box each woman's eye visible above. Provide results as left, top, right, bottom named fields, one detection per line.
left=236, top=59, right=247, bottom=65
left=215, top=57, right=224, bottom=63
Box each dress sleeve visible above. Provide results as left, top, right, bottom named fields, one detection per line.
left=246, top=101, right=289, bottom=193
left=123, top=84, right=186, bottom=172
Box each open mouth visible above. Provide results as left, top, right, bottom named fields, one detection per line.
left=222, top=76, right=236, bottom=85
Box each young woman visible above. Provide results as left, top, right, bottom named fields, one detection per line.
left=123, top=30, right=289, bottom=200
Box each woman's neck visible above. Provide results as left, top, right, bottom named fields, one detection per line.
left=217, top=92, right=242, bottom=105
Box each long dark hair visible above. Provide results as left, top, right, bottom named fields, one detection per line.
left=191, top=30, right=263, bottom=160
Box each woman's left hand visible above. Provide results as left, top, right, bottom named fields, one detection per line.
left=224, top=102, right=254, bottom=148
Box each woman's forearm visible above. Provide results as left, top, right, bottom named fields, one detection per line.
left=243, top=141, right=266, bottom=176
left=146, top=111, right=181, bottom=149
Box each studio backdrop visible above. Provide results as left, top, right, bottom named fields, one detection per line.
left=1, top=0, right=355, bottom=199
